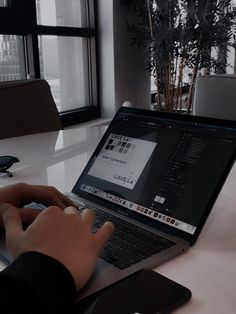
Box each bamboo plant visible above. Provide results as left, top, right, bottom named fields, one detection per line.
left=121, top=0, right=236, bottom=113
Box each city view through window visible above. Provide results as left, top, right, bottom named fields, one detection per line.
left=0, top=0, right=7, bottom=7
left=0, top=0, right=93, bottom=114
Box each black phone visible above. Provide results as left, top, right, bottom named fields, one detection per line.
left=74, top=270, right=192, bottom=314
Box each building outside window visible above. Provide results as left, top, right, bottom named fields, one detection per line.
left=0, top=0, right=100, bottom=127
left=0, top=0, right=8, bottom=7
left=0, top=34, right=25, bottom=81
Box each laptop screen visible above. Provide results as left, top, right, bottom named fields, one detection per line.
left=73, top=107, right=236, bottom=238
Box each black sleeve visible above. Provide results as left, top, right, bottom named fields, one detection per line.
left=0, top=251, right=77, bottom=314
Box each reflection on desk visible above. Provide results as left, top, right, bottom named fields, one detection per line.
left=0, top=125, right=236, bottom=314
left=0, top=125, right=107, bottom=192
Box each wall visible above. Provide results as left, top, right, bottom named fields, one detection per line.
left=98, top=0, right=151, bottom=119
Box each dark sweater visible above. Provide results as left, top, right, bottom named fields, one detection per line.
left=0, top=252, right=77, bottom=314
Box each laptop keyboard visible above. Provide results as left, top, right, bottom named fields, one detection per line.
left=90, top=210, right=176, bottom=270
left=28, top=200, right=177, bottom=270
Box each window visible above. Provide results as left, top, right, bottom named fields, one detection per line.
left=0, top=0, right=8, bottom=7
left=0, top=0, right=100, bottom=127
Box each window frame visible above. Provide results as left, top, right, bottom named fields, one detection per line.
left=0, top=0, right=100, bottom=127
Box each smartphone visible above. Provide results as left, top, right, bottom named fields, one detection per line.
left=75, top=270, right=192, bottom=314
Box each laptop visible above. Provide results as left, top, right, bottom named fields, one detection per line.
left=0, top=106, right=236, bottom=301
left=66, top=106, right=236, bottom=300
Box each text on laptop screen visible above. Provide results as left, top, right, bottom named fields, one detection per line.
left=77, top=111, right=236, bottom=235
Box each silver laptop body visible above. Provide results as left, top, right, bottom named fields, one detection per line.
left=69, top=107, right=236, bottom=300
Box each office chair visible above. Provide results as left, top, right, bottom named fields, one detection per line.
left=0, top=79, right=63, bottom=139
left=192, top=75, right=236, bottom=120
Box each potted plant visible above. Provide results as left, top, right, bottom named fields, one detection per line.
left=121, top=0, right=236, bottom=113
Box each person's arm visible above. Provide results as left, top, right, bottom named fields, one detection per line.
left=0, top=252, right=76, bottom=314
left=0, top=184, right=114, bottom=314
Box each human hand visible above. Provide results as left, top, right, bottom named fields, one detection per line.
left=0, top=203, right=114, bottom=290
left=0, top=183, right=76, bottom=227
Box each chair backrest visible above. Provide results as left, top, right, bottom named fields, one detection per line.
left=0, top=79, right=63, bottom=139
left=192, top=75, right=236, bottom=120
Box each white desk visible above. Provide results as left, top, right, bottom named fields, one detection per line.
left=1, top=126, right=236, bottom=313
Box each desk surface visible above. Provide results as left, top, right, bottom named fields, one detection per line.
left=0, top=126, right=236, bottom=314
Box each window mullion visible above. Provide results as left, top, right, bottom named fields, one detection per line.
left=24, top=34, right=40, bottom=79
left=24, top=0, right=40, bottom=78
left=36, top=25, right=96, bottom=37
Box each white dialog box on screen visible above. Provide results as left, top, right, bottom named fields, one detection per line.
left=88, top=133, right=157, bottom=190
